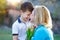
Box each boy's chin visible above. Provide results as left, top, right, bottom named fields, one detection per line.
left=25, top=19, right=29, bottom=22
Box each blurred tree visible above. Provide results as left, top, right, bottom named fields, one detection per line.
left=0, top=0, right=7, bottom=10
left=28, top=0, right=60, bottom=19
left=0, top=0, right=7, bottom=25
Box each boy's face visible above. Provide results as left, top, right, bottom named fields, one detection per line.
left=21, top=10, right=32, bottom=22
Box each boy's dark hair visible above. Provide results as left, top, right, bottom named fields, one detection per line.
left=20, top=2, right=34, bottom=12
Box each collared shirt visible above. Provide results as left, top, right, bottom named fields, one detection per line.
left=12, top=17, right=32, bottom=40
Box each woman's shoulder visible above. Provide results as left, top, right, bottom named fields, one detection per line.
left=33, top=25, right=49, bottom=38
left=35, top=25, right=50, bottom=35
left=35, top=25, right=46, bottom=30
left=47, top=28, right=53, bottom=35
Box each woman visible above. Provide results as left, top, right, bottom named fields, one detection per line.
left=31, top=5, right=54, bottom=40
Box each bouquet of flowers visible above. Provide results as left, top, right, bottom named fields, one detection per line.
left=26, top=25, right=36, bottom=40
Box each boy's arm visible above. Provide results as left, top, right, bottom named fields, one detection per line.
left=12, top=22, right=18, bottom=40
left=13, top=35, right=18, bottom=40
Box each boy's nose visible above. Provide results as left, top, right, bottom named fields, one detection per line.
left=27, top=16, right=30, bottom=18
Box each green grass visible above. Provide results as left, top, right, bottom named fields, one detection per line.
left=54, top=34, right=60, bottom=40
left=0, top=29, right=11, bottom=34
left=0, top=28, right=12, bottom=40
left=0, top=35, right=12, bottom=40
left=0, top=29, right=60, bottom=40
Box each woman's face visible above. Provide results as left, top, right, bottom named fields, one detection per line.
left=30, top=11, right=35, bottom=23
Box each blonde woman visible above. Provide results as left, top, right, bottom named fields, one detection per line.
left=31, top=5, right=54, bottom=40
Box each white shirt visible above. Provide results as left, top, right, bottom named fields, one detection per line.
left=12, top=18, right=32, bottom=40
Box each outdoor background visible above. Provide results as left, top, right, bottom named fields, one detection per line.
left=0, top=0, right=60, bottom=40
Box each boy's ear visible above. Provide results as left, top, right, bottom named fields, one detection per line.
left=20, top=10, right=23, bottom=15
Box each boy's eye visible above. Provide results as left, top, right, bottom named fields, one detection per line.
left=28, top=14, right=30, bottom=16
left=27, top=13, right=31, bottom=16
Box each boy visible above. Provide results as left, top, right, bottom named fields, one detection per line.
left=12, top=2, right=34, bottom=40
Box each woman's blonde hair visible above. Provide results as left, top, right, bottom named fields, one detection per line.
left=33, top=5, right=52, bottom=29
